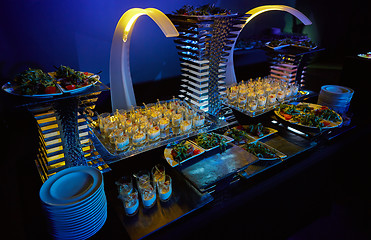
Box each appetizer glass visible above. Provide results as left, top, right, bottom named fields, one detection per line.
left=115, top=175, right=134, bottom=196
left=98, top=113, right=110, bottom=131
left=151, top=164, right=165, bottom=190
left=157, top=175, right=172, bottom=202
left=147, top=125, right=161, bottom=142
left=135, top=171, right=157, bottom=209
left=158, top=116, right=170, bottom=139
left=118, top=188, right=139, bottom=216
left=193, top=111, right=205, bottom=129
left=115, top=134, right=130, bottom=152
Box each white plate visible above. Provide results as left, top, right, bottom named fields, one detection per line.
left=2, top=81, right=63, bottom=98
left=51, top=203, right=107, bottom=239
left=49, top=200, right=106, bottom=229
left=40, top=166, right=102, bottom=206
left=164, top=141, right=205, bottom=167
left=274, top=102, right=343, bottom=130
left=321, top=85, right=354, bottom=98
left=41, top=180, right=104, bottom=211
left=240, top=141, right=287, bottom=161
left=48, top=71, right=100, bottom=94
left=190, top=134, right=234, bottom=151
left=43, top=188, right=105, bottom=218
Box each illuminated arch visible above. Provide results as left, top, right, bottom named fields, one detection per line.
left=245, top=5, right=312, bottom=25
left=109, top=8, right=179, bottom=110
left=225, top=5, right=312, bottom=85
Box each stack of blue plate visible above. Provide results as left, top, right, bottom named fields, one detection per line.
left=40, top=166, right=107, bottom=240
left=318, top=85, right=354, bottom=114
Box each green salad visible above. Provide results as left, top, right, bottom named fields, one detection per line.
left=13, top=68, right=56, bottom=95
left=173, top=4, right=232, bottom=16
left=241, top=142, right=278, bottom=159
left=277, top=103, right=341, bottom=130
left=193, top=132, right=227, bottom=151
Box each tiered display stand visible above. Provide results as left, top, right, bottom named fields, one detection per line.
left=266, top=45, right=324, bottom=89
left=12, top=83, right=112, bottom=182
left=169, top=14, right=248, bottom=116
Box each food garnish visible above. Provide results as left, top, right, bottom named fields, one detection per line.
left=241, top=142, right=279, bottom=159
left=171, top=141, right=196, bottom=162
left=277, top=103, right=341, bottom=130
left=173, top=4, right=232, bottom=16
left=54, top=65, right=97, bottom=90
left=193, top=132, right=227, bottom=152
left=13, top=68, right=56, bottom=95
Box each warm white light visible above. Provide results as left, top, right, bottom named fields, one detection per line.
left=110, top=8, right=179, bottom=110
left=123, top=13, right=145, bottom=42
left=245, top=5, right=312, bottom=25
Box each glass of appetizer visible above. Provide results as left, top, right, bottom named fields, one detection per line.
left=157, top=175, right=172, bottom=202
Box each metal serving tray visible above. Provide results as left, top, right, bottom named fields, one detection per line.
left=179, top=144, right=259, bottom=193
left=222, top=90, right=312, bottom=118
left=105, top=165, right=213, bottom=240
left=89, top=111, right=228, bottom=164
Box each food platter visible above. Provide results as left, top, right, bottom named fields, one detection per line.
left=189, top=133, right=234, bottom=151
left=164, top=133, right=233, bottom=167
left=2, top=67, right=100, bottom=98
left=2, top=81, right=63, bottom=98
left=164, top=141, right=205, bottom=167
left=265, top=39, right=317, bottom=50
left=239, top=141, right=287, bottom=161
left=224, top=124, right=277, bottom=144
left=48, top=71, right=100, bottom=94
left=274, top=102, right=343, bottom=130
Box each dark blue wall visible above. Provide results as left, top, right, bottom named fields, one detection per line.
left=1, top=0, right=321, bottom=86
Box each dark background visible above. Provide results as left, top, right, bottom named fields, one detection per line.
left=1, top=0, right=370, bottom=239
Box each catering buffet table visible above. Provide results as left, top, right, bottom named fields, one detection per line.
left=2, top=85, right=370, bottom=239
left=1, top=4, right=370, bottom=238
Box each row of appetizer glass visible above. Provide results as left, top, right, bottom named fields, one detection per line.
left=223, top=76, right=300, bottom=112
left=92, top=98, right=206, bottom=153
left=115, top=164, right=172, bottom=216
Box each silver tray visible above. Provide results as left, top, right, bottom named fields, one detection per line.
left=89, top=111, right=228, bottom=164
left=238, top=141, right=287, bottom=161
left=164, top=134, right=234, bottom=167
left=222, top=90, right=311, bottom=117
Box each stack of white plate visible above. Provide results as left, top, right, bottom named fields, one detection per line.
left=40, top=166, right=107, bottom=240
left=318, top=85, right=354, bottom=114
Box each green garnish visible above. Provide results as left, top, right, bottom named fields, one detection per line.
left=193, top=133, right=227, bottom=152
left=241, top=142, right=278, bottom=159
left=173, top=4, right=232, bottom=16
left=14, top=68, right=55, bottom=95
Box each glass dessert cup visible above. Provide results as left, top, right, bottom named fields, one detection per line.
left=158, top=117, right=170, bottom=139
left=115, top=175, right=133, bottom=196
left=134, top=170, right=157, bottom=209
left=115, top=134, right=130, bottom=152
left=132, top=130, right=146, bottom=147
left=147, top=126, right=161, bottom=142
left=180, top=120, right=192, bottom=134
left=157, top=175, right=172, bottom=202
left=139, top=183, right=156, bottom=209
left=151, top=164, right=165, bottom=190
left=120, top=188, right=139, bottom=216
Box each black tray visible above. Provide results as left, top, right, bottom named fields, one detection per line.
left=105, top=166, right=213, bottom=240
left=178, top=144, right=259, bottom=193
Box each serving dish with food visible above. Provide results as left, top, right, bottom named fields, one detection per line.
left=265, top=38, right=317, bottom=50
left=49, top=65, right=100, bottom=94
left=2, top=65, right=100, bottom=98
left=2, top=68, right=63, bottom=98
left=189, top=132, right=232, bottom=152
left=164, top=140, right=205, bottom=167
left=275, top=102, right=342, bottom=131
left=240, top=141, right=287, bottom=160
left=225, top=124, right=277, bottom=143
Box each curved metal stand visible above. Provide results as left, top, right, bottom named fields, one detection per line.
left=109, top=8, right=178, bottom=111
